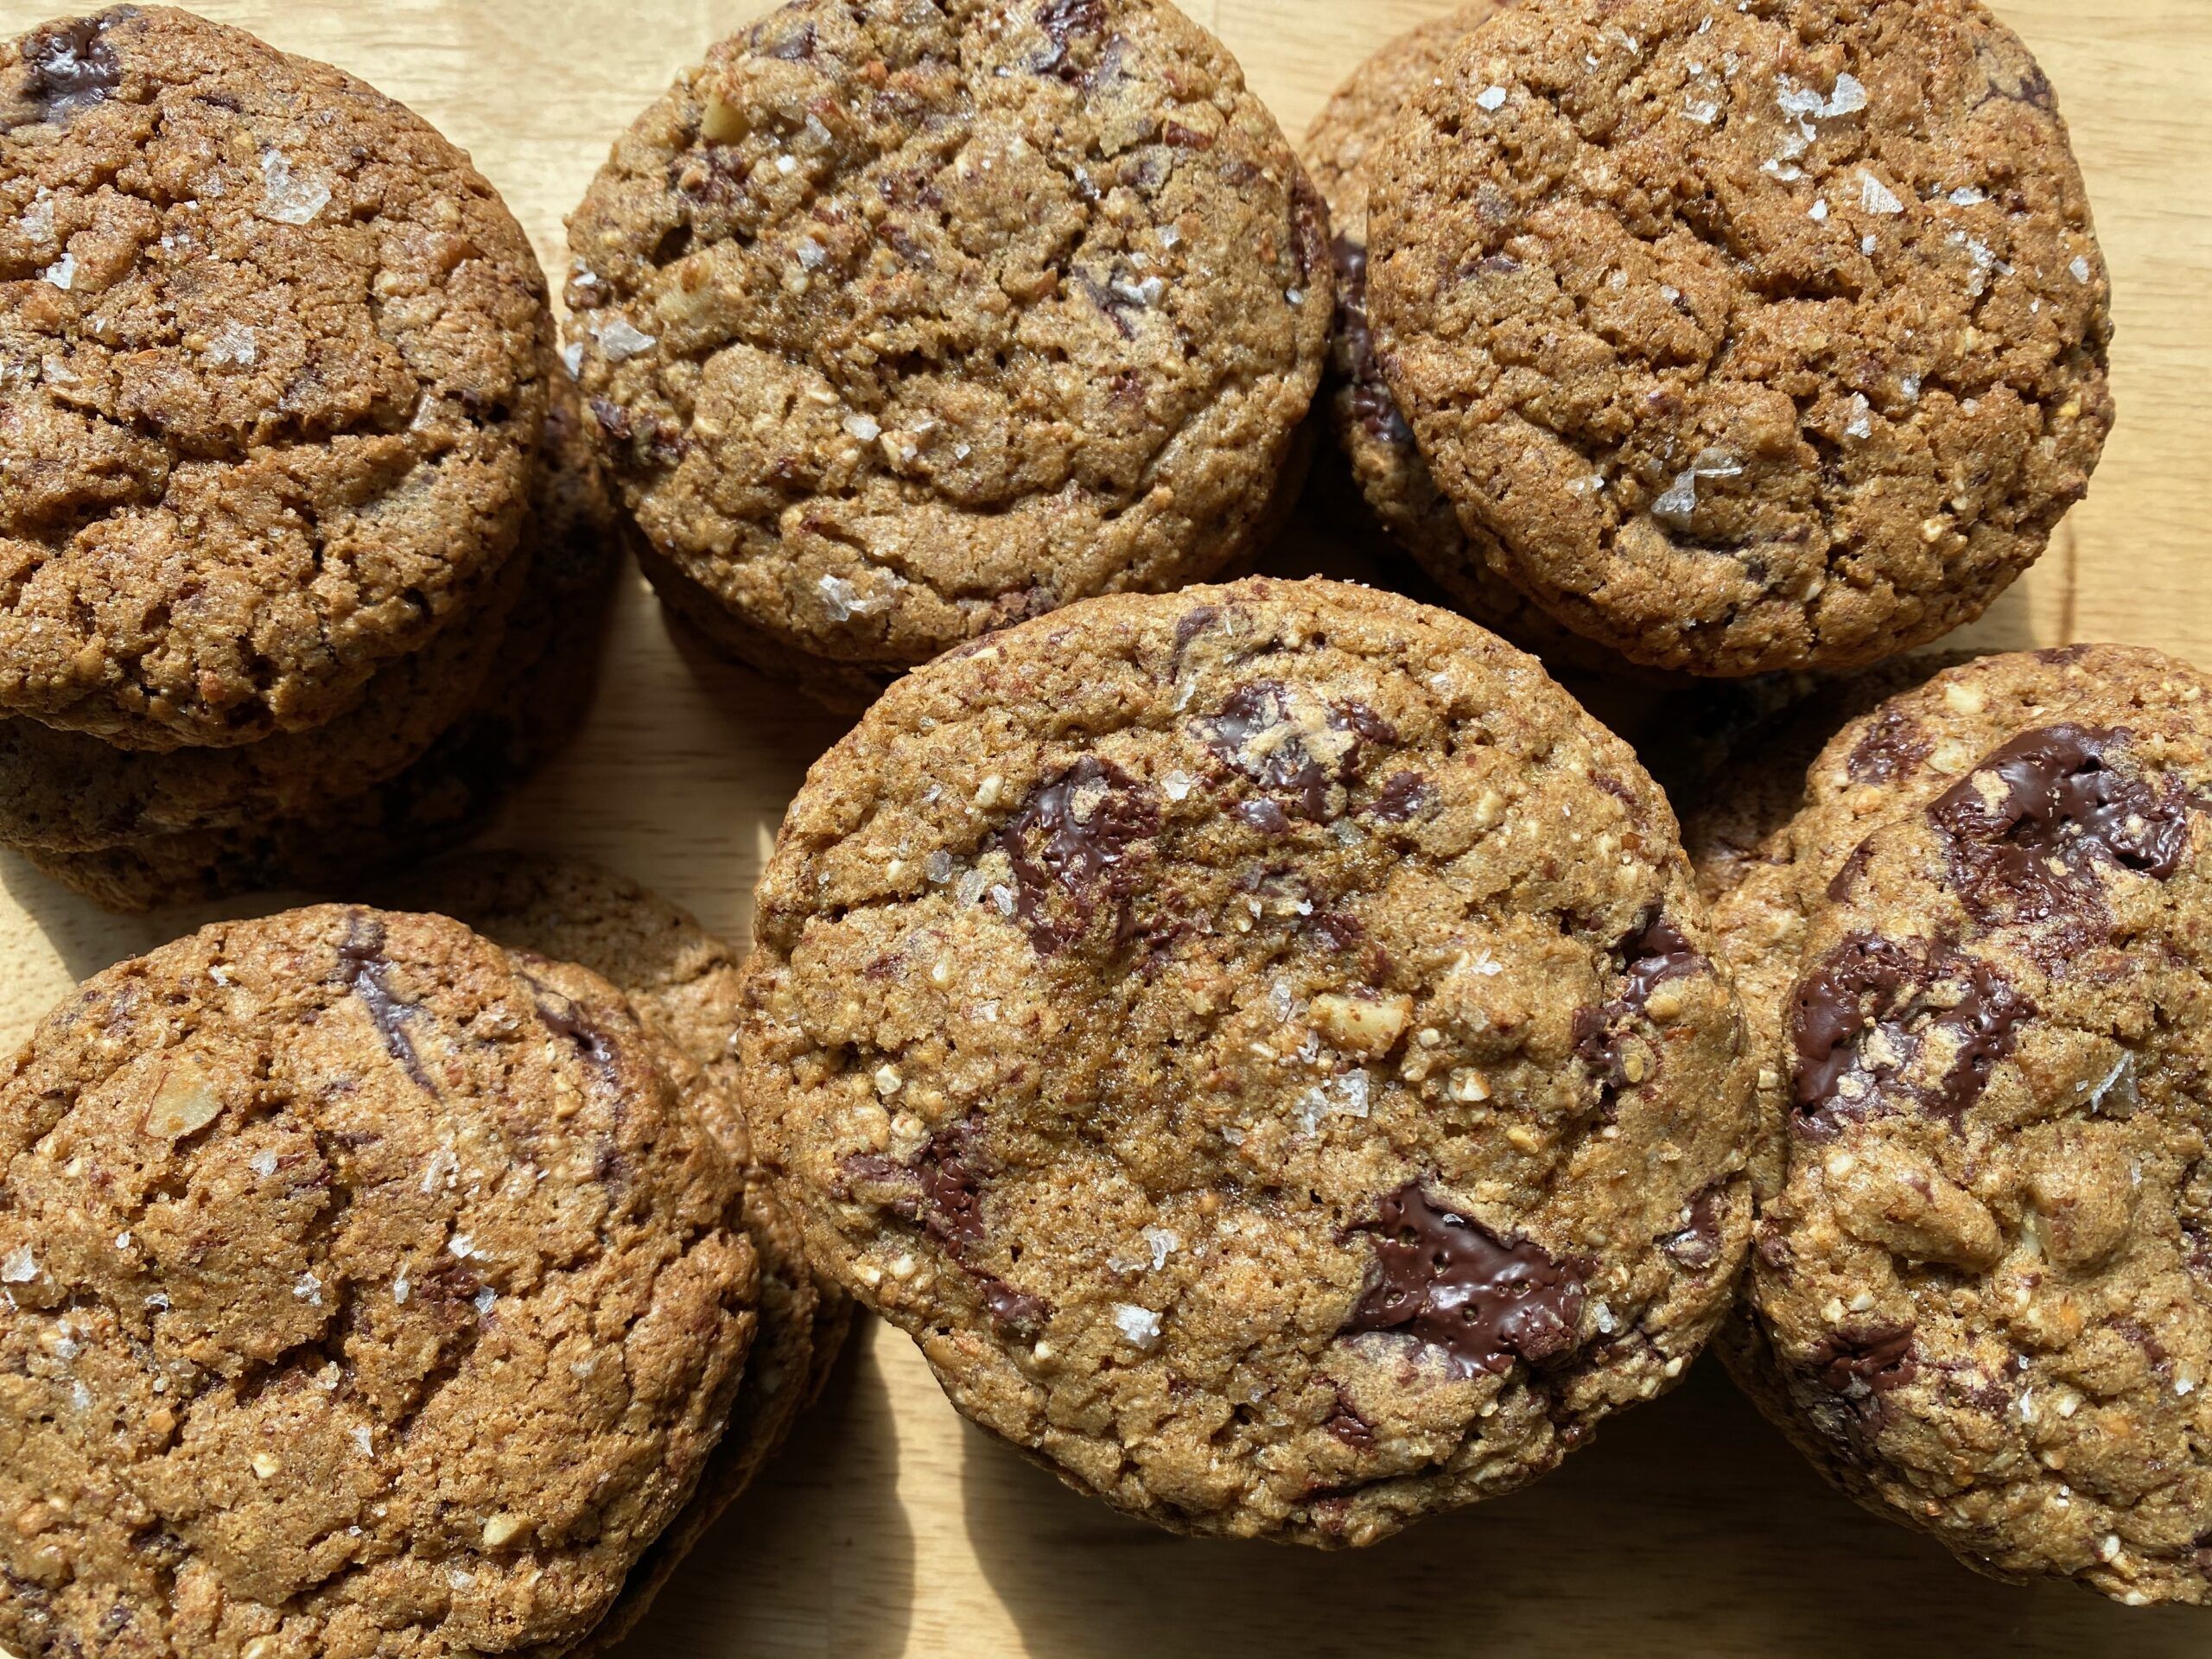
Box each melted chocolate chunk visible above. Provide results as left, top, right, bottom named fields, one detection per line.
left=1033, top=0, right=1106, bottom=79
left=752, top=16, right=816, bottom=59
left=837, top=1152, right=913, bottom=1200
left=1846, top=708, right=1933, bottom=785
left=980, top=1274, right=1050, bottom=1333
left=1576, top=912, right=1706, bottom=1104
left=1337, top=702, right=1399, bottom=747
left=1204, top=682, right=1332, bottom=818
left=916, top=1116, right=989, bottom=1251
left=589, top=397, right=634, bottom=442
left=1331, top=234, right=1414, bottom=446
left=1324, top=1385, right=1376, bottom=1451
left=2183, top=1217, right=2212, bottom=1284
left=1173, top=605, right=1221, bottom=664
left=992, top=758, right=1160, bottom=953
left=1660, top=1184, right=1726, bottom=1272
left=1368, top=771, right=1432, bottom=823
left=1978, top=47, right=2055, bottom=111
left=1808, top=1325, right=1919, bottom=1397
left=1312, top=912, right=1365, bottom=953
left=413, top=1255, right=487, bottom=1338
left=1590, top=772, right=1639, bottom=810
left=2108, top=1315, right=2169, bottom=1370
left=1618, top=914, right=1702, bottom=1015
left=1929, top=725, right=2196, bottom=924
left=1825, top=840, right=1875, bottom=903
left=1234, top=798, right=1294, bottom=836
left=1343, top=1183, right=1584, bottom=1377
left=519, top=976, right=622, bottom=1086
left=1038, top=0, right=1105, bottom=44
left=11, top=10, right=126, bottom=127
left=1080, top=275, right=1141, bottom=340
left=334, top=915, right=434, bottom=1093
left=1791, top=936, right=2033, bottom=1132
left=1199, top=681, right=1389, bottom=823
left=852, top=1117, right=1055, bottom=1331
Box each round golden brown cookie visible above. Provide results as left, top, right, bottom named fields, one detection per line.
left=396, top=853, right=849, bottom=1651
left=1366, top=0, right=2113, bottom=677
left=0, top=906, right=759, bottom=1658
left=0, top=6, right=551, bottom=750
left=741, top=576, right=1758, bottom=1545
left=1301, top=3, right=1619, bottom=676
left=1707, top=647, right=2212, bottom=1602
left=20, top=384, right=623, bottom=912
left=566, top=0, right=1330, bottom=694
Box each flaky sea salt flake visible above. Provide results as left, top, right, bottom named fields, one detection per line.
left=594, top=317, right=657, bottom=362
left=257, top=149, right=331, bottom=225
left=1858, top=172, right=1904, bottom=215
left=1112, top=1304, right=1163, bottom=1349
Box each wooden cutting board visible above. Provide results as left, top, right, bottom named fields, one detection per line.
left=3, top=2, right=2209, bottom=1654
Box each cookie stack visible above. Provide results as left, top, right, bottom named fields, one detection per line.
left=564, top=0, right=1332, bottom=710
left=0, top=880, right=839, bottom=1656
left=0, top=7, right=617, bottom=912
left=1306, top=0, right=2113, bottom=681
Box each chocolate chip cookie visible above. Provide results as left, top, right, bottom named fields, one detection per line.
left=1, top=6, right=551, bottom=749
left=21, top=382, right=623, bottom=912
left=0, top=906, right=760, bottom=1656
left=567, top=0, right=1330, bottom=701
left=741, top=575, right=1758, bottom=1544
left=1702, top=647, right=2212, bottom=1602
left=1302, top=3, right=1616, bottom=673
left=1366, top=0, right=2113, bottom=677
left=397, top=853, right=849, bottom=1650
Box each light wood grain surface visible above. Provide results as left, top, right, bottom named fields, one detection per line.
left=3, top=1, right=2210, bottom=1654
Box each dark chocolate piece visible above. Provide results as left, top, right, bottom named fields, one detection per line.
left=1324, top=1385, right=1376, bottom=1451
left=1791, top=936, right=2032, bottom=1131
left=1847, top=707, right=1932, bottom=785
left=1342, top=1182, right=1584, bottom=1377
left=1369, top=771, right=1431, bottom=823
left=334, top=913, right=434, bottom=1093
left=1576, top=912, right=1706, bottom=1104
left=1808, top=1325, right=1919, bottom=1397
left=1661, top=1184, right=1726, bottom=1272
left=916, top=1116, right=989, bottom=1251
left=518, top=975, right=623, bottom=1086
left=1033, top=0, right=1106, bottom=79
left=1199, top=680, right=1394, bottom=823
left=1331, top=233, right=1414, bottom=446
left=11, top=10, right=127, bottom=127
left=1929, top=724, right=2195, bottom=925
left=992, top=757, right=1160, bottom=953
